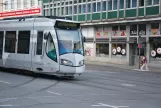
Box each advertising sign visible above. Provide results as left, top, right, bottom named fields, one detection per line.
left=0, top=8, right=41, bottom=18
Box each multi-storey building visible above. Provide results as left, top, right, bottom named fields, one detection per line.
left=0, top=0, right=43, bottom=19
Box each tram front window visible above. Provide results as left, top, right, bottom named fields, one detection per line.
left=56, top=29, right=83, bottom=55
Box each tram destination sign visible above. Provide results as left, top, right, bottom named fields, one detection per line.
left=55, top=21, right=80, bottom=29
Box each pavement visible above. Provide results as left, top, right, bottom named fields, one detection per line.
left=85, top=61, right=161, bottom=72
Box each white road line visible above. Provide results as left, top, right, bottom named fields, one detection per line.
left=47, top=91, right=61, bottom=95
left=0, top=105, right=13, bottom=107
left=92, top=103, right=129, bottom=108
left=0, top=80, right=11, bottom=84
left=121, top=83, right=136, bottom=87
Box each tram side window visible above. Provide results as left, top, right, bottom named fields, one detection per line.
left=5, top=31, right=16, bottom=53
left=17, top=31, right=30, bottom=54
left=46, top=33, right=57, bottom=62
left=36, top=31, right=43, bottom=55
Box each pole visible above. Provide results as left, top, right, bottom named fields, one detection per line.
left=138, top=35, right=141, bottom=69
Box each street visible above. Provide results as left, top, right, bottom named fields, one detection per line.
left=0, top=65, right=161, bottom=108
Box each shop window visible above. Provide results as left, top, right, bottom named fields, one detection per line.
left=120, top=25, right=126, bottom=36
left=36, top=31, right=43, bottom=55
left=96, top=27, right=102, bottom=38
left=112, top=26, right=119, bottom=36
left=5, top=31, right=16, bottom=53
left=102, top=1, right=106, bottom=11
left=97, top=2, right=101, bottom=12
left=108, top=0, right=112, bottom=10
left=87, top=3, right=91, bottom=12
left=17, top=31, right=30, bottom=54
left=103, top=26, right=108, bottom=37
left=96, top=44, right=109, bottom=57
left=112, top=43, right=126, bottom=56
left=93, top=2, right=96, bottom=12
left=150, top=37, right=161, bottom=59
left=120, top=0, right=124, bottom=9
left=151, top=23, right=160, bottom=36
left=138, top=24, right=146, bottom=35
left=139, top=0, right=144, bottom=6
left=130, top=24, right=137, bottom=36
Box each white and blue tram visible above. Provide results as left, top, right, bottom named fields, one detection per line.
left=0, top=16, right=85, bottom=77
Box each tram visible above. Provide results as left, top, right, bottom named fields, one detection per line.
left=0, top=16, right=85, bottom=77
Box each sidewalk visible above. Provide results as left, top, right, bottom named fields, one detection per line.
left=85, top=61, right=161, bottom=72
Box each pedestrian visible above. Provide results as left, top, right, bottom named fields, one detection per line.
left=140, top=55, right=150, bottom=71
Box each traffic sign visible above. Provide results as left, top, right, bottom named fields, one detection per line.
left=138, top=44, right=142, bottom=48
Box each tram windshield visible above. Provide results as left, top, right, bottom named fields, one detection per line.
left=56, top=29, right=83, bottom=55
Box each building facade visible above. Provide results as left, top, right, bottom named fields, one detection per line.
left=31, top=0, right=161, bottom=65
left=0, top=0, right=42, bottom=19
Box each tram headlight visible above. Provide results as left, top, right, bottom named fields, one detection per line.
left=61, top=59, right=73, bottom=66
left=78, top=60, right=84, bottom=66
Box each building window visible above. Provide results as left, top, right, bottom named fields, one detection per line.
left=151, top=23, right=160, bottom=36
left=61, top=7, right=64, bottom=15
left=112, top=26, right=119, bottom=36
left=17, top=31, right=30, bottom=54
left=147, top=0, right=152, bottom=5
left=108, top=0, right=112, bottom=10
left=97, top=2, right=101, bottom=12
left=96, top=27, right=102, bottom=38
left=17, top=0, right=21, bottom=9
left=120, top=0, right=124, bottom=9
left=113, top=0, right=118, bottom=10
left=36, top=31, right=43, bottom=55
left=11, top=0, right=14, bottom=9
left=74, top=5, right=77, bottom=14
left=66, top=7, right=68, bottom=15
left=31, top=0, right=35, bottom=7
left=112, top=26, right=126, bottom=36
left=69, top=6, right=72, bottom=15
left=93, top=2, right=96, bottom=12
left=139, top=0, right=144, bottom=6
left=102, top=1, right=106, bottom=11
left=112, top=43, right=126, bottom=56
left=127, top=0, right=137, bottom=8
left=154, top=0, right=159, bottom=4
left=5, top=1, right=8, bottom=10
left=82, top=4, right=86, bottom=13
left=78, top=5, right=81, bottom=13
left=24, top=0, right=27, bottom=8
left=87, top=3, right=91, bottom=12
left=5, top=31, right=16, bottom=53
left=96, top=44, right=109, bottom=57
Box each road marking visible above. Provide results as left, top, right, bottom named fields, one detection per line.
left=92, top=103, right=129, bottom=108
left=0, top=105, right=13, bottom=107
left=0, top=80, right=11, bottom=84
left=47, top=91, right=61, bottom=95
left=121, top=83, right=136, bottom=87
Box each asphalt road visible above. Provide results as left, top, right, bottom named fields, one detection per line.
left=0, top=65, right=161, bottom=108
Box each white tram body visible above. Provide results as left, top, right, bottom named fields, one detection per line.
left=0, top=16, right=85, bottom=77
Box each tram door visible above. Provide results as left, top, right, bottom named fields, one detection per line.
left=32, top=31, right=44, bottom=72
left=0, top=31, right=3, bottom=66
